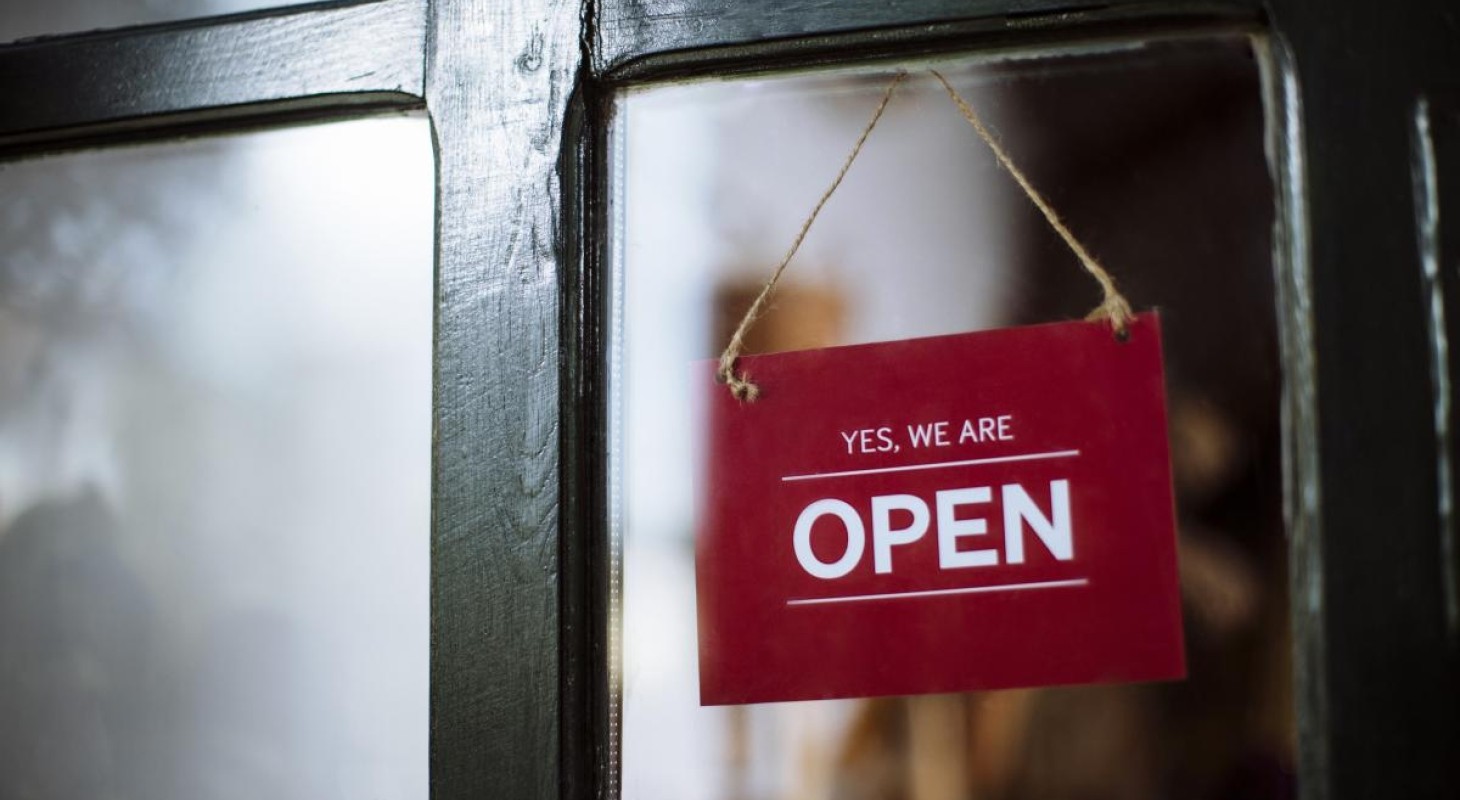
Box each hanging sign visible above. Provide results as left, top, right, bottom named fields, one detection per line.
left=695, top=313, right=1184, bottom=705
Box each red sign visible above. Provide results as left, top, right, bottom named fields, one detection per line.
left=695, top=313, right=1184, bottom=705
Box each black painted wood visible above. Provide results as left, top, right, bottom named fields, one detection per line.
left=1266, top=1, right=1460, bottom=797
left=1419, top=94, right=1460, bottom=645
left=593, top=0, right=1263, bottom=75
left=605, top=10, right=1263, bottom=86
left=0, top=0, right=1456, bottom=797
left=559, top=81, right=617, bottom=800
left=1415, top=92, right=1460, bottom=794
left=423, top=0, right=582, bottom=797
left=0, top=0, right=425, bottom=156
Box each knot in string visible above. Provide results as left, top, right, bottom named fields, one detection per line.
left=1085, top=288, right=1135, bottom=339
left=716, top=351, right=761, bottom=401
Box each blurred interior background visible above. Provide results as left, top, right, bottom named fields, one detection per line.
left=0, top=114, right=432, bottom=798
left=618, top=35, right=1291, bottom=800
left=5, top=3, right=433, bottom=798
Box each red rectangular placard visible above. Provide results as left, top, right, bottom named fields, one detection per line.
left=695, top=312, right=1184, bottom=705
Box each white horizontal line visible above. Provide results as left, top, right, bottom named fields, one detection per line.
left=786, top=578, right=1089, bottom=606
left=781, top=449, right=1080, bottom=482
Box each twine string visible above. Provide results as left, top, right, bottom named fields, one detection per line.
left=716, top=71, right=909, bottom=402
left=928, top=70, right=1133, bottom=336
left=717, top=69, right=1133, bottom=402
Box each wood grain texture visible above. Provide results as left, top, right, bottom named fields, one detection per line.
left=0, top=0, right=425, bottom=151
left=1267, top=0, right=1460, bottom=796
left=1, top=0, right=1452, bottom=795
left=557, top=85, right=617, bottom=800
left=593, top=0, right=1261, bottom=75
left=1417, top=95, right=1460, bottom=642
left=424, top=0, right=582, bottom=796
left=1263, top=39, right=1330, bottom=800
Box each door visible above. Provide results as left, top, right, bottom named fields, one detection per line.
left=1, top=0, right=1456, bottom=798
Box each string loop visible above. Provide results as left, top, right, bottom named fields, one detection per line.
left=715, top=71, right=908, bottom=402
left=928, top=70, right=1134, bottom=337
left=717, top=69, right=1133, bottom=401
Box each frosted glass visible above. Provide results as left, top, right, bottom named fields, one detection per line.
left=0, top=115, right=432, bottom=799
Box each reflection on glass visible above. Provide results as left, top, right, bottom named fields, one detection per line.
left=1, top=0, right=295, bottom=43
left=617, top=37, right=1291, bottom=800
left=0, top=116, right=432, bottom=799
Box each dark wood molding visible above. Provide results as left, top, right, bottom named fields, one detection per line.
left=591, top=0, right=1264, bottom=77
left=0, top=0, right=426, bottom=157
left=424, top=0, right=584, bottom=797
left=0, top=0, right=1457, bottom=797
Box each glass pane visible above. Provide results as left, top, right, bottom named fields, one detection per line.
left=0, top=115, right=432, bottom=799
left=615, top=37, right=1291, bottom=800
left=1, top=0, right=307, bottom=44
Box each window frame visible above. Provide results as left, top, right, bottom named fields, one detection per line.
left=2, top=0, right=1457, bottom=798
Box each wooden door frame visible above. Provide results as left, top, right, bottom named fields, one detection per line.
left=2, top=0, right=1456, bottom=797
